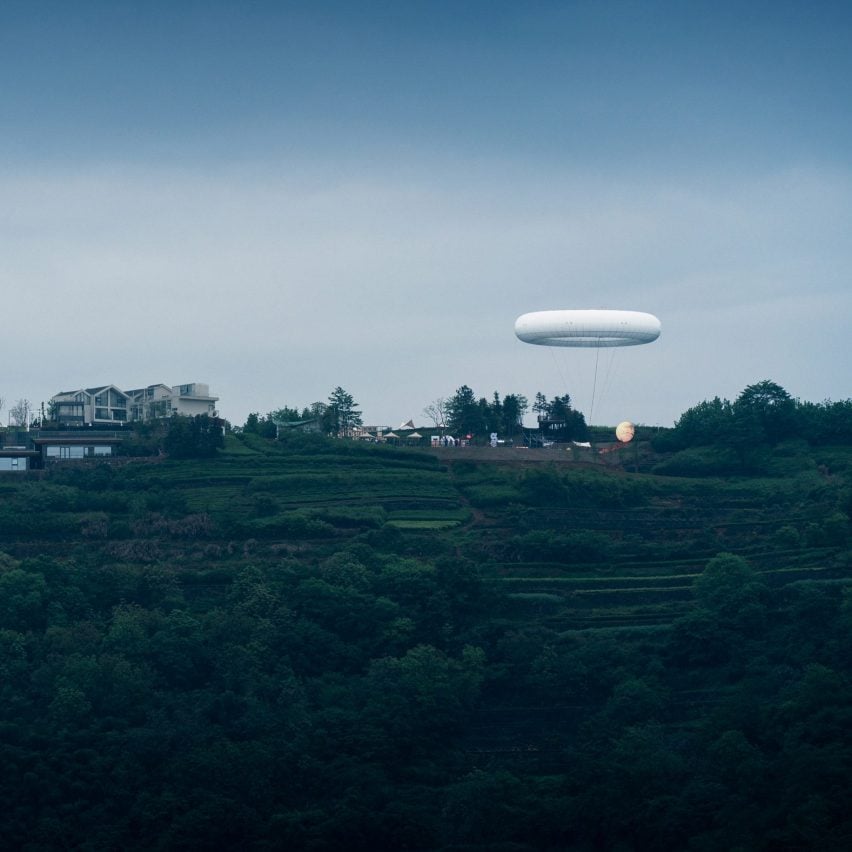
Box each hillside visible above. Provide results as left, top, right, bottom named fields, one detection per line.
left=0, top=431, right=850, bottom=850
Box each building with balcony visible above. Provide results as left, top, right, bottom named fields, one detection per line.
left=51, top=385, right=131, bottom=426
left=52, top=382, right=218, bottom=426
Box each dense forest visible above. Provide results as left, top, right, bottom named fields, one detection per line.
left=1, top=382, right=850, bottom=850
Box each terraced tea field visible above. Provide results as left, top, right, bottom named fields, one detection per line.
left=453, top=463, right=849, bottom=636
left=1, top=436, right=847, bottom=633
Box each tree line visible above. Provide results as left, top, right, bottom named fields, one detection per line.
left=241, top=379, right=852, bottom=450
left=659, top=380, right=852, bottom=448
left=422, top=387, right=588, bottom=440
left=243, top=387, right=363, bottom=439
left=243, top=385, right=589, bottom=442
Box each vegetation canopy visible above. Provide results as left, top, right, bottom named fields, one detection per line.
left=0, top=379, right=849, bottom=850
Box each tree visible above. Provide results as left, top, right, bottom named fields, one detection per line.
left=269, top=405, right=302, bottom=423
left=487, top=392, right=502, bottom=433
left=532, top=392, right=548, bottom=420
left=672, top=396, right=734, bottom=448
left=363, top=644, right=486, bottom=741
left=478, top=396, right=496, bottom=433
left=9, top=398, right=32, bottom=428
left=535, top=393, right=587, bottom=441
left=548, top=393, right=573, bottom=421
left=797, top=399, right=852, bottom=445
left=422, top=398, right=449, bottom=434
left=306, top=401, right=327, bottom=421
left=693, top=552, right=767, bottom=633
left=243, top=412, right=276, bottom=438
left=326, top=387, right=362, bottom=437
left=501, top=394, right=528, bottom=438
left=728, top=406, right=770, bottom=471
left=446, top=386, right=484, bottom=436
left=0, top=568, right=48, bottom=631
left=734, top=380, right=798, bottom=445
left=163, top=414, right=224, bottom=458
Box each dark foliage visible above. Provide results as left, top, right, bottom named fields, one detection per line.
left=163, top=414, right=225, bottom=459
left=0, top=409, right=850, bottom=850
left=655, top=381, right=852, bottom=463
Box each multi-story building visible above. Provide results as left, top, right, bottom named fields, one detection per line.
left=126, top=383, right=219, bottom=421
left=52, top=382, right=218, bottom=426
left=51, top=385, right=131, bottom=426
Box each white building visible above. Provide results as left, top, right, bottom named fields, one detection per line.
left=126, top=383, right=218, bottom=421
left=52, top=382, right=218, bottom=426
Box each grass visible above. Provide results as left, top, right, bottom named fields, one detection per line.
left=386, top=519, right=462, bottom=530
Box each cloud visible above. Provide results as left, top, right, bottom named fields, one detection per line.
left=1, top=160, right=849, bottom=426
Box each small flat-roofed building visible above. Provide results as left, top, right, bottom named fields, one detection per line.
left=32, top=434, right=123, bottom=463
left=0, top=447, right=40, bottom=472
left=170, top=383, right=219, bottom=418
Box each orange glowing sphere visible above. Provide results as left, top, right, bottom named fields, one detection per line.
left=615, top=421, right=635, bottom=443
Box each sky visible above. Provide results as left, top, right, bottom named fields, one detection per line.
left=1, top=0, right=850, bottom=429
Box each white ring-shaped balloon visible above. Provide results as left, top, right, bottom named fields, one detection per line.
left=514, top=309, right=661, bottom=348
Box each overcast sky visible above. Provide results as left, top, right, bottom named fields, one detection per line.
left=2, top=1, right=850, bottom=429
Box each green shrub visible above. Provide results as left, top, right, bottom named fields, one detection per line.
left=773, top=525, right=801, bottom=549
left=464, top=484, right=522, bottom=507
left=512, top=530, right=614, bottom=563
left=315, top=506, right=387, bottom=528
left=652, top=446, right=742, bottom=477
left=242, top=510, right=335, bottom=539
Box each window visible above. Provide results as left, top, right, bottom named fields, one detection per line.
left=56, top=446, right=85, bottom=459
